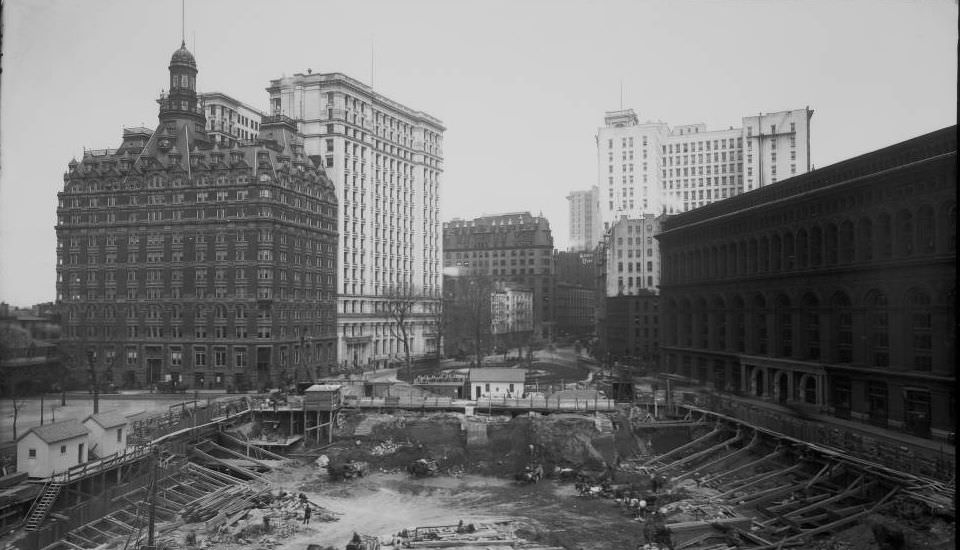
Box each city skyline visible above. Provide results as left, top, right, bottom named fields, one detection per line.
left=1, top=0, right=957, bottom=307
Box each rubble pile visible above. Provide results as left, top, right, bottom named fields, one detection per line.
left=196, top=491, right=339, bottom=548
left=369, top=438, right=405, bottom=456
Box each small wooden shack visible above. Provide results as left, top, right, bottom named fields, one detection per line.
left=303, top=384, right=343, bottom=411
left=303, top=384, right=343, bottom=444
left=467, top=368, right=527, bottom=399
left=82, top=410, right=129, bottom=459
left=16, top=420, right=89, bottom=478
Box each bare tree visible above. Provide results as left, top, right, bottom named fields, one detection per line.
left=11, top=399, right=25, bottom=441
left=443, top=276, right=493, bottom=366
left=384, top=284, right=420, bottom=379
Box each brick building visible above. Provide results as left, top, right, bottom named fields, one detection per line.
left=55, top=42, right=338, bottom=391
left=443, top=213, right=556, bottom=341
left=657, top=126, right=956, bottom=447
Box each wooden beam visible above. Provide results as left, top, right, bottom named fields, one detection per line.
left=702, top=449, right=783, bottom=485
left=643, top=426, right=725, bottom=467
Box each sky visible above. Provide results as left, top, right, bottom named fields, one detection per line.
left=0, top=0, right=956, bottom=307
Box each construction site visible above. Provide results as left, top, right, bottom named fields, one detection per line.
left=0, top=367, right=955, bottom=550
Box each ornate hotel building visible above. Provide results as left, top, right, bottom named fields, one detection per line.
left=55, top=42, right=339, bottom=391
left=594, top=107, right=813, bottom=235
left=657, top=126, right=956, bottom=473
left=265, top=73, right=444, bottom=368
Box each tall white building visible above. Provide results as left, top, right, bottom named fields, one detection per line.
left=595, top=107, right=813, bottom=233
left=266, top=72, right=444, bottom=368
left=566, top=187, right=601, bottom=252
left=201, top=92, right=264, bottom=145
left=603, top=214, right=663, bottom=297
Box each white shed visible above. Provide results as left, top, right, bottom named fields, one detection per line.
left=16, top=420, right=89, bottom=478
left=467, top=367, right=527, bottom=399
left=82, top=411, right=129, bottom=458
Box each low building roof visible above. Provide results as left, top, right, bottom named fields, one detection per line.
left=304, top=384, right=342, bottom=392
left=468, top=367, right=527, bottom=383
left=18, top=420, right=87, bottom=444
left=83, top=411, right=128, bottom=429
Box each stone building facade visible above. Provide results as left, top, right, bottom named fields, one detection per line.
left=444, top=213, right=556, bottom=341
left=266, top=72, right=444, bottom=368
left=55, top=42, right=338, bottom=391
left=657, top=126, right=956, bottom=444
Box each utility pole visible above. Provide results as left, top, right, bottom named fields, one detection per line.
left=146, top=446, right=160, bottom=549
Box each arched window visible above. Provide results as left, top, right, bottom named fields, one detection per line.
left=775, top=294, right=793, bottom=357
left=727, top=243, right=737, bottom=276
left=916, top=206, right=935, bottom=254
left=695, top=297, right=708, bottom=348
left=838, top=220, right=855, bottom=263
left=713, top=297, right=727, bottom=350
left=907, top=289, right=932, bottom=371
left=858, top=217, right=874, bottom=261
left=783, top=231, right=795, bottom=270
left=865, top=290, right=889, bottom=367
left=195, top=305, right=206, bottom=320
left=770, top=234, right=782, bottom=272
left=215, top=305, right=227, bottom=320
left=796, top=229, right=809, bottom=269
left=680, top=298, right=692, bottom=347
left=758, top=236, right=769, bottom=272
left=753, top=294, right=768, bottom=355
left=810, top=226, right=823, bottom=266
left=877, top=213, right=892, bottom=258
left=825, top=223, right=839, bottom=265
left=896, top=209, right=914, bottom=256
left=747, top=239, right=758, bottom=273
left=802, top=293, right=820, bottom=360
left=833, top=292, right=853, bottom=363
left=732, top=295, right=745, bottom=352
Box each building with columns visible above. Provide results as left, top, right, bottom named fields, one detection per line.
left=55, top=42, right=339, bottom=391
left=657, top=126, right=956, bottom=450
left=265, top=72, right=444, bottom=368
left=595, top=107, right=813, bottom=237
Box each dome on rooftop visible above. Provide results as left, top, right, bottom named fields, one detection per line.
left=170, top=41, right=196, bottom=68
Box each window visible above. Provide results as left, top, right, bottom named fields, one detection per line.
left=61, top=445, right=67, bottom=455
left=909, top=290, right=933, bottom=371
left=867, top=291, right=889, bottom=367
left=194, top=347, right=207, bottom=367
left=116, top=428, right=123, bottom=443
left=28, top=449, right=37, bottom=458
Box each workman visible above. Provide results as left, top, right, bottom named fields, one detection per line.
left=302, top=504, right=312, bottom=524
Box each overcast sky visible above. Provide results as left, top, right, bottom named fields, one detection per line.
left=0, top=0, right=956, bottom=307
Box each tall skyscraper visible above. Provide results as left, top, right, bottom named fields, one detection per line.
left=566, top=187, right=601, bottom=253
left=55, top=42, right=339, bottom=391
left=266, top=73, right=444, bottom=368
left=595, top=107, right=813, bottom=233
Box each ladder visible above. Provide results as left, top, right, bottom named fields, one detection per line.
left=24, top=478, right=65, bottom=531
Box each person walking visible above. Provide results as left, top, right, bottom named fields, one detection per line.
left=302, top=504, right=312, bottom=525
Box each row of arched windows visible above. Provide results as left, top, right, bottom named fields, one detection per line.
left=663, top=202, right=955, bottom=284
left=662, top=287, right=951, bottom=372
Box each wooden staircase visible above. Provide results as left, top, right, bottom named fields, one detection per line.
left=24, top=479, right=64, bottom=531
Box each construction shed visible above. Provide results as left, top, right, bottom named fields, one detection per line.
left=303, top=384, right=343, bottom=411
left=16, top=420, right=89, bottom=478
left=82, top=411, right=129, bottom=459
left=467, top=367, right=527, bottom=399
